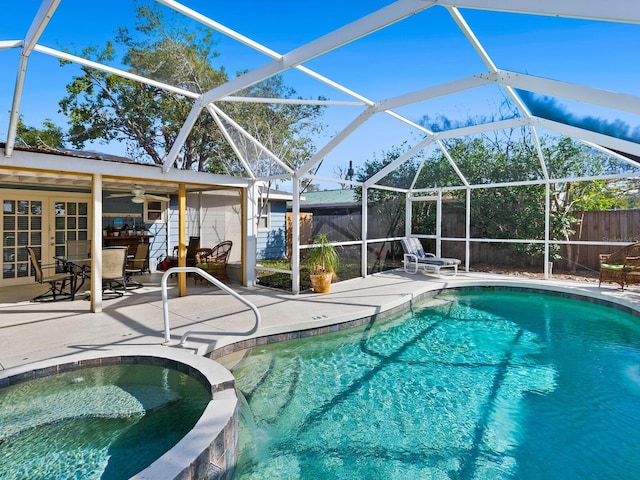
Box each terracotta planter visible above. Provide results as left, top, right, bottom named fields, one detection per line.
left=309, top=272, right=333, bottom=294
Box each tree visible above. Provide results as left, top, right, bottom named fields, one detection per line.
left=15, top=116, right=65, bottom=149
left=59, top=2, right=325, bottom=174
left=416, top=127, right=628, bottom=268
left=352, top=101, right=632, bottom=270
left=353, top=144, right=417, bottom=240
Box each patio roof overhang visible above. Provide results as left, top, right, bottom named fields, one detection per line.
left=0, top=144, right=250, bottom=194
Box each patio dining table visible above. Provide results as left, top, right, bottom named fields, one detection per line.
left=54, top=254, right=91, bottom=299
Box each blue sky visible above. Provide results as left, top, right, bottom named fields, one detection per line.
left=2, top=1, right=639, bottom=186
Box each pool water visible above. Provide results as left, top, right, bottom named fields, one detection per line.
left=228, top=289, right=640, bottom=479
left=0, top=364, right=210, bottom=480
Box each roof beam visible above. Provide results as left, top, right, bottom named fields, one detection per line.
left=533, top=117, right=640, bottom=157
left=375, top=74, right=494, bottom=111
left=447, top=7, right=531, bottom=118
left=432, top=117, right=530, bottom=140
left=487, top=70, right=640, bottom=116
left=209, top=104, right=295, bottom=175
left=298, top=107, right=376, bottom=177
left=162, top=0, right=434, bottom=172
left=365, top=137, right=435, bottom=187
left=434, top=0, right=640, bottom=24
left=5, top=0, right=61, bottom=158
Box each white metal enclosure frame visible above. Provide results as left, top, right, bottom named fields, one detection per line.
left=2, top=1, right=640, bottom=294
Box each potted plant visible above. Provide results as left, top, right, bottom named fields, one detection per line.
left=305, top=233, right=339, bottom=294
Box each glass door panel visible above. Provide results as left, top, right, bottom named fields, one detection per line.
left=52, top=200, right=90, bottom=259
left=3, top=199, right=44, bottom=281
left=1, top=192, right=90, bottom=286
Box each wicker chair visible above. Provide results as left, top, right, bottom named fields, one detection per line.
left=193, top=241, right=233, bottom=284
left=599, top=242, right=640, bottom=289
left=624, top=256, right=640, bottom=288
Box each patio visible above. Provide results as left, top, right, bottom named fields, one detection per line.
left=2, top=270, right=639, bottom=372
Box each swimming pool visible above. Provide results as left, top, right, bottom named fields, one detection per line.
left=227, top=288, right=640, bottom=479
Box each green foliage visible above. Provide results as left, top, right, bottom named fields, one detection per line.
left=352, top=144, right=410, bottom=238
left=15, top=116, right=65, bottom=149
left=305, top=233, right=339, bottom=274
left=58, top=1, right=325, bottom=173
left=352, top=104, right=633, bottom=265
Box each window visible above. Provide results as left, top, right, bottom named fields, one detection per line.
left=144, top=200, right=166, bottom=223
left=258, top=200, right=270, bottom=230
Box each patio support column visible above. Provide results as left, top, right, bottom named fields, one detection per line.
left=405, top=192, right=411, bottom=237
left=244, top=182, right=258, bottom=287
left=436, top=190, right=443, bottom=257
left=291, top=176, right=300, bottom=294
left=361, top=186, right=368, bottom=278
left=91, top=174, right=103, bottom=312
left=178, top=183, right=187, bottom=296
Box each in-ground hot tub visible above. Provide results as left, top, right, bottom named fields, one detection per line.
left=0, top=346, right=238, bottom=480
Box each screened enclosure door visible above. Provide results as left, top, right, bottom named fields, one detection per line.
left=1, top=190, right=91, bottom=286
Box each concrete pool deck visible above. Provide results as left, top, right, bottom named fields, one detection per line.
left=2, top=269, right=640, bottom=371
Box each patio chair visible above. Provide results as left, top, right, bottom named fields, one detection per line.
left=599, top=242, right=640, bottom=289
left=124, top=242, right=148, bottom=289
left=623, top=256, right=640, bottom=288
left=400, top=237, right=461, bottom=277
left=167, top=236, right=200, bottom=268
left=66, top=239, right=91, bottom=258
left=598, top=253, right=625, bottom=289
left=102, top=247, right=129, bottom=297
left=127, top=242, right=149, bottom=272
left=193, top=241, right=233, bottom=284
left=26, top=246, right=73, bottom=302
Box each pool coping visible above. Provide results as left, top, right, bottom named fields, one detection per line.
left=208, top=278, right=640, bottom=361
left=0, top=345, right=238, bottom=480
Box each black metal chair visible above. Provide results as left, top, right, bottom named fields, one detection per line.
left=26, top=246, right=74, bottom=302
left=167, top=236, right=200, bottom=268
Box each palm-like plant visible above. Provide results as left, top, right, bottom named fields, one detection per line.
left=306, top=233, right=339, bottom=274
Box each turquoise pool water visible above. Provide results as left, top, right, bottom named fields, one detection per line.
left=0, top=364, right=210, bottom=480
left=229, top=289, right=640, bottom=479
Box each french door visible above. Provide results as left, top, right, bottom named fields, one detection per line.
left=1, top=190, right=91, bottom=286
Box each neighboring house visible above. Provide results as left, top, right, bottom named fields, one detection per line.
left=256, top=190, right=291, bottom=260
left=296, top=189, right=359, bottom=216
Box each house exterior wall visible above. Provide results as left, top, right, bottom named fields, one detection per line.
left=167, top=190, right=243, bottom=263
left=198, top=191, right=242, bottom=263
left=257, top=201, right=287, bottom=260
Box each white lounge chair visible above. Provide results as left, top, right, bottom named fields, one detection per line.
left=400, top=237, right=461, bottom=277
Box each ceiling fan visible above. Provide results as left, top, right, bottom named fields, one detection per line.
left=107, top=185, right=171, bottom=204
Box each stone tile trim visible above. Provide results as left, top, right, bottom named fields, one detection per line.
left=209, top=285, right=640, bottom=360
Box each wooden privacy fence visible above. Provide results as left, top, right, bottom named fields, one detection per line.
left=285, top=209, right=640, bottom=273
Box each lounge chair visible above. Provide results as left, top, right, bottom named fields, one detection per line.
left=400, top=237, right=461, bottom=277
